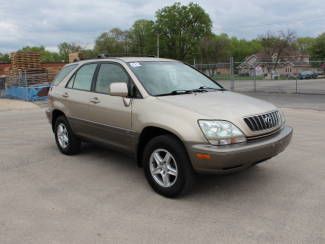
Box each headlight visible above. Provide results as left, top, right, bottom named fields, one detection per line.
left=198, top=120, right=246, bottom=146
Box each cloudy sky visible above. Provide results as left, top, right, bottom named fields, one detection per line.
left=0, top=0, right=324, bottom=52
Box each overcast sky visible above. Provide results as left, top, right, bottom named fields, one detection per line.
left=0, top=0, right=324, bottom=52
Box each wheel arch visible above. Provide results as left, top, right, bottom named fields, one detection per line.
left=136, top=126, right=189, bottom=167
left=51, top=109, right=66, bottom=131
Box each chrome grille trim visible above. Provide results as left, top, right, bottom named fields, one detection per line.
left=247, top=127, right=281, bottom=141
left=244, top=111, right=280, bottom=132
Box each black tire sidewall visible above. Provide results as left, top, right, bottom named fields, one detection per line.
left=143, top=135, right=193, bottom=197
left=54, top=116, right=80, bottom=155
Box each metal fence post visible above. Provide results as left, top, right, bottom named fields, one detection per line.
left=295, top=77, right=298, bottom=94
left=25, top=71, right=28, bottom=101
left=230, top=57, right=234, bottom=91
left=254, top=66, right=257, bottom=92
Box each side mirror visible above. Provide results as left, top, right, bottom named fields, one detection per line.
left=109, top=83, right=128, bottom=97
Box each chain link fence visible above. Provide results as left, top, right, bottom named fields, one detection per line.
left=4, top=70, right=56, bottom=101
left=194, top=60, right=325, bottom=95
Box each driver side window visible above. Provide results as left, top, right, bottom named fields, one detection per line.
left=95, top=63, right=129, bottom=94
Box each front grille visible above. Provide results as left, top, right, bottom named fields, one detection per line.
left=244, top=111, right=280, bottom=131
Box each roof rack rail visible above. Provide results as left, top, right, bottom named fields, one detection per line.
left=97, top=53, right=110, bottom=59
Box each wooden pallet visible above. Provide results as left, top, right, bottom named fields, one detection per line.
left=10, top=52, right=42, bottom=70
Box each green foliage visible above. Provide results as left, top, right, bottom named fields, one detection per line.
left=295, top=37, right=314, bottom=54
left=19, top=46, right=63, bottom=62
left=310, top=33, right=325, bottom=60
left=198, top=34, right=231, bottom=63
left=81, top=49, right=97, bottom=59
left=155, top=2, right=212, bottom=61
left=129, top=19, right=156, bottom=56
left=58, top=42, right=82, bottom=62
left=94, top=28, right=129, bottom=56
left=197, top=34, right=262, bottom=63
left=0, top=53, right=10, bottom=63
left=260, top=31, right=296, bottom=58
left=230, top=38, right=262, bottom=62
left=259, top=31, right=297, bottom=70
left=1, top=3, right=323, bottom=65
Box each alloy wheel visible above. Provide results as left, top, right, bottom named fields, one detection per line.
left=149, top=149, right=178, bottom=187
left=57, top=123, right=69, bottom=149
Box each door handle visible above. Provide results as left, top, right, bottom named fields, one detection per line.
left=89, top=97, right=100, bottom=104
left=62, top=92, right=69, bottom=98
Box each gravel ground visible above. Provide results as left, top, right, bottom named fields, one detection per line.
left=0, top=98, right=38, bottom=111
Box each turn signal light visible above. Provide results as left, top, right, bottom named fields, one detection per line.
left=196, top=153, right=211, bottom=160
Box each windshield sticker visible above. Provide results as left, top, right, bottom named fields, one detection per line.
left=130, top=62, right=142, bottom=68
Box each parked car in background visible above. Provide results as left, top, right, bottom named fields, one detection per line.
left=298, top=71, right=318, bottom=79
left=46, top=57, right=293, bottom=197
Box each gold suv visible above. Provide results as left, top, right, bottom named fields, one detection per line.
left=46, top=57, right=293, bottom=197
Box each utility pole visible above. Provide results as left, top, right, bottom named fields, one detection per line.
left=125, top=35, right=128, bottom=56
left=157, top=33, right=160, bottom=58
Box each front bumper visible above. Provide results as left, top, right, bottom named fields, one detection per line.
left=187, top=125, right=293, bottom=173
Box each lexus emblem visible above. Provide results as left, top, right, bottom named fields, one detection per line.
left=263, top=116, right=272, bottom=124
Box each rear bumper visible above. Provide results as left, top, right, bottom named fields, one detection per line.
left=187, top=125, right=293, bottom=173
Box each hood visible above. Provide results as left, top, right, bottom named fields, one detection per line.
left=157, top=91, right=277, bottom=120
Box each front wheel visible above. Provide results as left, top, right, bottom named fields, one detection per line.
left=54, top=116, right=81, bottom=155
left=143, top=135, right=194, bottom=198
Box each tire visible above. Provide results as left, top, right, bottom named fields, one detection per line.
left=54, top=116, right=81, bottom=155
left=142, top=134, right=194, bottom=198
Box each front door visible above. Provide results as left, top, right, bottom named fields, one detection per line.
left=86, top=62, right=135, bottom=152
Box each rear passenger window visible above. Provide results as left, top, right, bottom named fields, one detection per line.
left=52, top=64, right=77, bottom=85
left=95, top=63, right=129, bottom=94
left=69, top=63, right=97, bottom=91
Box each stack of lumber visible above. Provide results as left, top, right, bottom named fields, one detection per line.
left=8, top=52, right=48, bottom=86
left=10, top=52, right=41, bottom=70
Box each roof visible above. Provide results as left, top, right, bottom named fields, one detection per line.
left=74, top=57, right=175, bottom=65
left=116, top=57, right=175, bottom=62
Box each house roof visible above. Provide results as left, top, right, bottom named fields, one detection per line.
left=239, top=52, right=310, bottom=68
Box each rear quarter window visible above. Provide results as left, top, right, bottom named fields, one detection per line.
left=52, top=64, right=78, bottom=86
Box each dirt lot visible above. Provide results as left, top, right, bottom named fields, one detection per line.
left=0, top=99, right=38, bottom=111
left=0, top=96, right=324, bottom=243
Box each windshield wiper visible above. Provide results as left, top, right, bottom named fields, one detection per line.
left=156, top=90, right=194, bottom=96
left=198, top=86, right=226, bottom=91
left=156, top=86, right=225, bottom=96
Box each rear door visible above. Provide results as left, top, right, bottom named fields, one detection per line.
left=62, top=63, right=98, bottom=137
left=85, top=62, right=135, bottom=152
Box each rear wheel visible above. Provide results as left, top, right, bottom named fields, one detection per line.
left=54, top=116, right=81, bottom=155
left=143, top=135, right=194, bottom=198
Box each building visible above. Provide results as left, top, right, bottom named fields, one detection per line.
left=237, top=52, right=317, bottom=78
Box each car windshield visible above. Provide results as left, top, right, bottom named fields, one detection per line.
left=127, top=61, right=223, bottom=96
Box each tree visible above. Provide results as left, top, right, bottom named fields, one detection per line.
left=198, top=33, right=231, bottom=63
left=0, top=53, right=10, bottom=63
left=58, top=42, right=82, bottom=62
left=260, top=30, right=297, bottom=71
left=155, top=2, right=212, bottom=61
left=295, top=37, right=314, bottom=54
left=310, top=33, right=325, bottom=60
left=230, top=38, right=262, bottom=62
left=129, top=19, right=156, bottom=56
left=94, top=28, right=129, bottom=56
